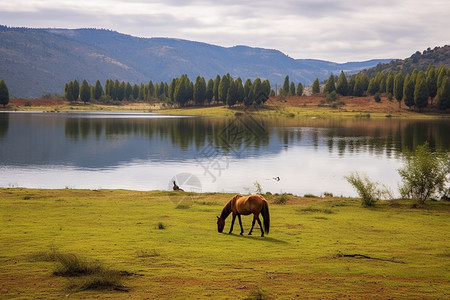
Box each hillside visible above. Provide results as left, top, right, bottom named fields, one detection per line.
left=0, top=26, right=392, bottom=98
left=363, top=45, right=450, bottom=77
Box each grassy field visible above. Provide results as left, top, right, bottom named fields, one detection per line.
left=1, top=188, right=449, bottom=299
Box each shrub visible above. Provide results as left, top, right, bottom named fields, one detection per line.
left=272, top=193, right=289, bottom=204
left=325, top=91, right=337, bottom=103
left=398, top=142, right=449, bottom=204
left=157, top=222, right=166, bottom=229
left=374, top=93, right=381, bottom=102
left=53, top=253, right=126, bottom=291
left=345, top=172, right=390, bottom=207
left=323, top=192, right=333, bottom=197
left=53, top=253, right=102, bottom=277
left=244, top=287, right=271, bottom=300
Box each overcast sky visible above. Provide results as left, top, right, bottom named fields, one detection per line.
left=1, top=0, right=449, bottom=62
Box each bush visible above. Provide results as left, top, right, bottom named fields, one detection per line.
left=325, top=91, right=337, bottom=103
left=398, top=142, right=449, bottom=204
left=53, top=253, right=127, bottom=291
left=345, top=172, right=390, bottom=207
left=273, top=193, right=289, bottom=204
left=374, top=93, right=381, bottom=102
left=53, top=253, right=102, bottom=276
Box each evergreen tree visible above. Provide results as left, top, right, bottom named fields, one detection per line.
left=64, top=82, right=72, bottom=101
left=336, top=71, right=349, bottom=96
left=94, top=80, right=103, bottom=101
left=112, top=80, right=119, bottom=100
left=194, top=76, right=206, bottom=105
left=386, top=71, right=394, bottom=95
left=132, top=84, right=139, bottom=100
left=410, top=68, right=419, bottom=85
left=174, top=75, right=191, bottom=107
left=289, top=82, right=296, bottom=96
left=117, top=81, right=125, bottom=101
left=296, top=82, right=304, bottom=96
left=403, top=74, right=415, bottom=108
left=0, top=80, right=9, bottom=107
left=206, top=78, right=214, bottom=104
left=312, top=78, right=320, bottom=94
left=226, top=79, right=237, bottom=107
left=147, top=80, right=154, bottom=100
left=348, top=76, right=356, bottom=96
left=414, top=72, right=428, bottom=110
left=79, top=79, right=91, bottom=104
left=393, top=70, right=404, bottom=108
left=213, top=75, right=220, bottom=102
left=72, top=80, right=80, bottom=101
left=282, top=75, right=290, bottom=96
left=426, top=65, right=437, bottom=102
left=125, top=82, right=132, bottom=100
left=252, top=78, right=263, bottom=106
left=437, top=66, right=448, bottom=89
left=436, top=76, right=450, bottom=110
left=158, top=81, right=166, bottom=101
left=375, top=72, right=386, bottom=93
left=104, top=79, right=112, bottom=99
left=235, top=77, right=245, bottom=105
left=367, top=78, right=379, bottom=95
left=218, top=74, right=230, bottom=103
left=244, top=78, right=253, bottom=106
left=262, top=80, right=271, bottom=104
left=353, top=74, right=367, bottom=97
left=169, top=79, right=177, bottom=103
left=138, top=83, right=145, bottom=100
left=323, top=75, right=336, bottom=94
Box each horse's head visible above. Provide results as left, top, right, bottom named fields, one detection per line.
left=217, top=216, right=225, bottom=233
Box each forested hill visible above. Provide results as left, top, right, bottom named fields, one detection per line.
left=363, top=45, right=450, bottom=77
left=0, top=26, right=393, bottom=98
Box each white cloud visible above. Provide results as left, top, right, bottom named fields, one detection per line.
left=0, top=0, right=448, bottom=62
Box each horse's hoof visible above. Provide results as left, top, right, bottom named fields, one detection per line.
left=240, top=233, right=243, bottom=235
left=261, top=234, right=264, bottom=237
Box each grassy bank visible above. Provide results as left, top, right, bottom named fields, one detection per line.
left=4, top=96, right=449, bottom=119
left=1, top=188, right=449, bottom=299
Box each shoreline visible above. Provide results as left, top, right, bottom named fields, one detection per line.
left=2, top=95, right=449, bottom=119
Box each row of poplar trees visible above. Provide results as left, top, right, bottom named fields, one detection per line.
left=65, top=74, right=271, bottom=107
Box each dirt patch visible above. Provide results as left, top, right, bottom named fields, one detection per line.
left=266, top=94, right=447, bottom=115
left=10, top=98, right=68, bottom=106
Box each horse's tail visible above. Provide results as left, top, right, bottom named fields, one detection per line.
left=261, top=200, right=270, bottom=235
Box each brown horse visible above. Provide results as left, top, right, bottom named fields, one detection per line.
left=217, top=194, right=270, bottom=237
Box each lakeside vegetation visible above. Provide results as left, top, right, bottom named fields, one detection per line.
left=60, top=63, right=450, bottom=112
left=1, top=188, right=449, bottom=299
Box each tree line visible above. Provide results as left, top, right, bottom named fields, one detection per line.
left=305, top=64, right=450, bottom=111
left=64, top=74, right=272, bottom=107
left=46, top=62, right=450, bottom=112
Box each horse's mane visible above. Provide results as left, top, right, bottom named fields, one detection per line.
left=220, top=200, right=232, bottom=219
left=220, top=194, right=241, bottom=219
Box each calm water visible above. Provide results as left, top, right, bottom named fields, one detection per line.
left=0, top=112, right=449, bottom=197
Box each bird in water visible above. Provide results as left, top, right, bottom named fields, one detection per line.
left=273, top=177, right=280, bottom=181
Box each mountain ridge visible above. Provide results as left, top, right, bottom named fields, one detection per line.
left=1, top=26, right=393, bottom=98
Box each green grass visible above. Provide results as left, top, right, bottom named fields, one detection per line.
left=0, top=188, right=449, bottom=299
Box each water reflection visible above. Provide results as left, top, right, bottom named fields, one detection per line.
left=0, top=113, right=8, bottom=139
left=0, top=112, right=449, bottom=195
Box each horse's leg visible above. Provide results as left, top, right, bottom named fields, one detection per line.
left=248, top=216, right=256, bottom=235
left=229, top=213, right=236, bottom=234
left=237, top=214, right=244, bottom=235
left=256, top=215, right=264, bottom=237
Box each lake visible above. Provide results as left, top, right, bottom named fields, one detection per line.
left=0, top=111, right=449, bottom=197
